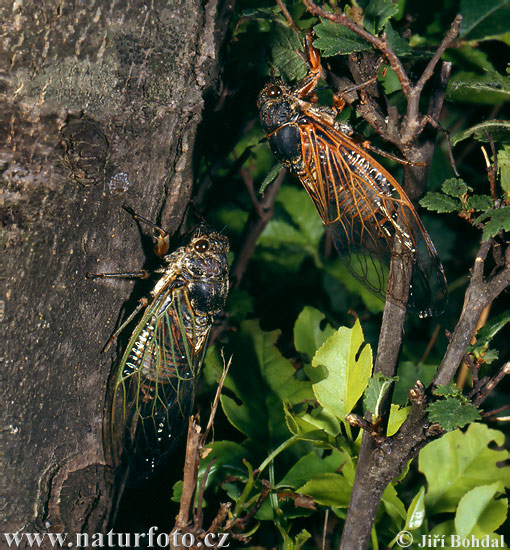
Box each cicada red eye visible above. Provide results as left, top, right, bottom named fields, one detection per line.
left=266, top=84, right=282, bottom=99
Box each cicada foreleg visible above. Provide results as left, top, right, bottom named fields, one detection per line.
left=122, top=204, right=170, bottom=257
left=296, top=32, right=322, bottom=99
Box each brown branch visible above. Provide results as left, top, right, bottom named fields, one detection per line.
left=302, top=0, right=412, bottom=94
left=174, top=418, right=202, bottom=531
left=473, top=362, right=510, bottom=407
left=407, top=15, right=462, bottom=124
left=433, top=243, right=510, bottom=388
left=276, top=0, right=301, bottom=34
left=231, top=168, right=286, bottom=287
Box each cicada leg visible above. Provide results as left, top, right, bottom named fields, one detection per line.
left=122, top=204, right=171, bottom=257
left=297, top=32, right=322, bottom=98
left=102, top=297, right=149, bottom=353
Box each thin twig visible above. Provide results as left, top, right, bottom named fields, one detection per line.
left=231, top=168, right=286, bottom=286
left=473, top=362, right=510, bottom=407
left=302, top=0, right=412, bottom=94
left=418, top=323, right=441, bottom=365
left=481, top=403, right=510, bottom=419
left=276, top=0, right=301, bottom=34
left=203, top=351, right=232, bottom=441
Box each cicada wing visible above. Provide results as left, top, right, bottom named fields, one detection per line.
left=299, top=120, right=447, bottom=316
left=111, top=289, right=207, bottom=486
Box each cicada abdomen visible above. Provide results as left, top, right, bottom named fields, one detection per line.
left=92, top=215, right=229, bottom=486
left=257, top=38, right=447, bottom=317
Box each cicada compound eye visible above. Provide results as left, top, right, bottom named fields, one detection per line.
left=266, top=84, right=282, bottom=99
left=194, top=238, right=209, bottom=253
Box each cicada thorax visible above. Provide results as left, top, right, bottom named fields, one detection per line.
left=257, top=60, right=447, bottom=317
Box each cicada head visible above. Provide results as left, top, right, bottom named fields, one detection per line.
left=181, top=226, right=230, bottom=316
left=257, top=80, right=301, bottom=134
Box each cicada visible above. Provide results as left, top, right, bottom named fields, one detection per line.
left=257, top=36, right=447, bottom=317
left=89, top=208, right=229, bottom=485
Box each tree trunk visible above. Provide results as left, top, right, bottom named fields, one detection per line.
left=1, top=0, right=230, bottom=541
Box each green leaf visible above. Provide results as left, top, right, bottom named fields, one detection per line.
left=475, top=206, right=510, bottom=239
left=259, top=164, right=282, bottom=194
left=363, top=372, right=398, bottom=419
left=284, top=400, right=342, bottom=437
left=312, top=319, right=373, bottom=421
left=364, top=0, right=399, bottom=34
left=419, top=423, right=510, bottom=514
left=270, top=24, right=308, bottom=82
left=313, top=19, right=373, bottom=56
left=387, top=404, right=410, bottom=436
left=466, top=195, right=494, bottom=211
left=294, top=306, right=335, bottom=362
left=448, top=70, right=510, bottom=104
left=452, top=120, right=510, bottom=145
left=433, top=383, right=463, bottom=398
left=381, top=483, right=407, bottom=525
left=460, top=0, right=510, bottom=42
left=277, top=449, right=347, bottom=489
left=441, top=177, right=473, bottom=197
left=221, top=321, right=313, bottom=449
left=498, top=144, right=510, bottom=200
left=260, top=186, right=325, bottom=255
left=325, top=257, right=385, bottom=313
left=471, top=310, right=510, bottom=352
left=405, top=486, right=426, bottom=531
left=420, top=192, right=461, bottom=213
left=455, top=483, right=507, bottom=538
left=297, top=472, right=352, bottom=507
left=426, top=398, right=481, bottom=431
left=383, top=22, right=413, bottom=57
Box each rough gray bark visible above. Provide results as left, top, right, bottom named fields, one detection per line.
left=1, top=0, right=231, bottom=541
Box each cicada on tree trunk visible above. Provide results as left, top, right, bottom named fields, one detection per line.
left=89, top=208, right=229, bottom=486
left=257, top=35, right=447, bottom=318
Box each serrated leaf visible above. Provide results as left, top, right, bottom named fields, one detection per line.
left=455, top=483, right=507, bottom=538
left=460, top=0, right=510, bottom=41
left=475, top=206, right=510, bottom=240
left=363, top=371, right=398, bottom=419
left=312, top=319, right=373, bottom=422
left=472, top=310, right=510, bottom=351
left=419, top=423, right=510, bottom=514
left=427, top=398, right=481, bottom=431
left=452, top=120, right=510, bottom=145
left=270, top=24, right=308, bottom=82
left=384, top=22, right=413, bottom=57
left=433, top=383, right=463, bottom=398
left=466, top=195, right=494, bottom=211
left=314, top=19, right=372, bottom=56
left=405, top=486, right=426, bottom=531
left=294, top=306, right=335, bottom=361
left=297, top=473, right=352, bottom=507
left=364, top=0, right=399, bottom=34
left=442, top=177, right=473, bottom=197
left=420, top=192, right=461, bottom=213
left=448, top=71, right=510, bottom=104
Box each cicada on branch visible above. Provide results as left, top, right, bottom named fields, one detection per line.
left=257, top=35, right=447, bottom=317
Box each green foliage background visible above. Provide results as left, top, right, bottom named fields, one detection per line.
left=119, top=0, right=510, bottom=548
